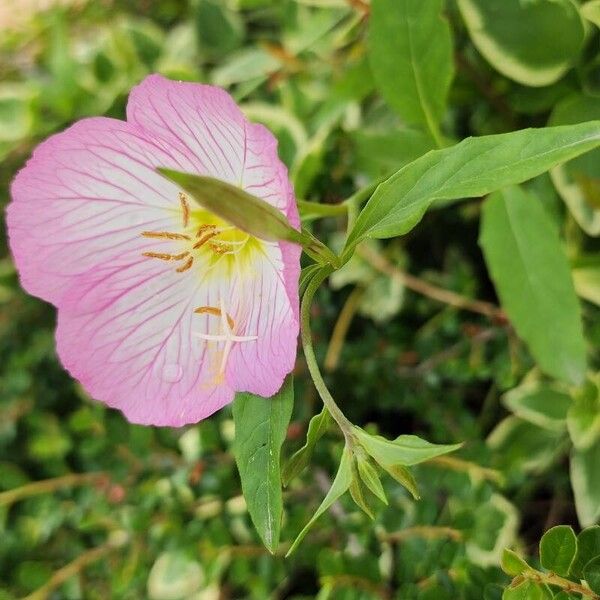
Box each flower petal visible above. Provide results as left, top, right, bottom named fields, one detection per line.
left=7, top=117, right=187, bottom=305
left=126, top=74, right=299, bottom=223
left=56, top=255, right=235, bottom=427
left=226, top=241, right=301, bottom=397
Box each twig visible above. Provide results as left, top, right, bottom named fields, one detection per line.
left=0, top=472, right=107, bottom=507
left=378, top=526, right=463, bottom=543
left=426, top=455, right=504, bottom=486
left=22, top=538, right=125, bottom=600
left=324, top=286, right=364, bottom=371
left=517, top=569, right=600, bottom=599
left=358, top=245, right=505, bottom=321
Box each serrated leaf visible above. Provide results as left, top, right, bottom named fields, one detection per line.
left=584, top=556, right=600, bottom=594
left=286, top=445, right=353, bottom=556
left=458, top=0, right=585, bottom=87
left=502, top=382, right=571, bottom=432
left=233, top=376, right=294, bottom=553
left=571, top=442, right=600, bottom=527
left=480, top=186, right=586, bottom=384
left=571, top=526, right=600, bottom=578
left=356, top=456, right=388, bottom=506
left=282, top=408, right=331, bottom=486
left=501, top=548, right=530, bottom=577
left=345, top=121, right=600, bottom=253
left=353, top=427, right=461, bottom=467
left=567, top=378, right=600, bottom=450
left=368, top=0, right=453, bottom=139
left=539, top=525, right=577, bottom=576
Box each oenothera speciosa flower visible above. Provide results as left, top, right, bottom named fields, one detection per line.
left=7, top=74, right=301, bottom=426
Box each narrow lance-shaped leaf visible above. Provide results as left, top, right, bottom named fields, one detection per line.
left=157, top=168, right=338, bottom=265
left=282, top=407, right=332, bottom=486
left=345, top=121, right=600, bottom=254
left=480, top=185, right=586, bottom=384
left=233, top=376, right=294, bottom=553
left=353, top=427, right=462, bottom=467
left=286, top=445, right=353, bottom=556
left=368, top=0, right=454, bottom=143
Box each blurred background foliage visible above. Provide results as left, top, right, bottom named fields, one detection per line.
left=0, top=0, right=599, bottom=598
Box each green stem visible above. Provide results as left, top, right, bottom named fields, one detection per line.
left=301, top=267, right=355, bottom=441
left=298, top=200, right=348, bottom=220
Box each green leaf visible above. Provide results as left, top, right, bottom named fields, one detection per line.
left=549, top=95, right=600, bottom=237
left=503, top=580, right=552, bottom=600
left=232, top=376, right=294, bottom=553
left=383, top=463, right=420, bottom=499
left=356, top=455, right=388, bottom=505
left=345, top=121, right=600, bottom=252
left=458, top=0, right=585, bottom=87
left=354, top=427, right=461, bottom=466
left=501, top=548, right=530, bottom=577
left=570, top=442, right=600, bottom=528
left=539, top=525, right=577, bottom=576
left=147, top=552, right=204, bottom=600
left=282, top=408, right=332, bottom=486
left=502, top=382, right=571, bottom=432
left=286, top=445, right=353, bottom=556
left=567, top=378, right=600, bottom=451
left=582, top=1, right=600, bottom=27
left=480, top=186, right=586, bottom=384
left=368, top=0, right=454, bottom=141
left=157, top=169, right=304, bottom=244
left=573, top=263, right=600, bottom=306
left=571, top=526, right=600, bottom=578
left=467, top=494, right=520, bottom=568
left=584, top=556, right=600, bottom=594
left=349, top=460, right=380, bottom=519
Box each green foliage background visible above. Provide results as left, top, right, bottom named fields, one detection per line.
left=0, top=0, right=599, bottom=598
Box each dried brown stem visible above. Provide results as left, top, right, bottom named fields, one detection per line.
left=358, top=245, right=505, bottom=321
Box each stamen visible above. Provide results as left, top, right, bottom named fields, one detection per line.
left=179, top=192, right=190, bottom=227
left=176, top=256, right=194, bottom=272
left=142, top=231, right=191, bottom=240
left=143, top=251, right=189, bottom=261
left=194, top=306, right=235, bottom=330
left=193, top=231, right=219, bottom=249
left=196, top=224, right=216, bottom=238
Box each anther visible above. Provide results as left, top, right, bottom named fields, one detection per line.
left=143, top=251, right=189, bottom=261
left=176, top=256, right=194, bottom=273
left=179, top=192, right=190, bottom=227
left=194, top=306, right=235, bottom=330
left=193, top=231, right=219, bottom=249
left=142, top=231, right=191, bottom=240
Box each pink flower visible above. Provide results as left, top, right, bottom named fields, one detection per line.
left=7, top=74, right=301, bottom=426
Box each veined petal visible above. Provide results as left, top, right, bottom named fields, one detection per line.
left=126, top=74, right=299, bottom=223
left=7, top=117, right=187, bottom=305
left=226, top=241, right=301, bottom=397
left=56, top=255, right=235, bottom=427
